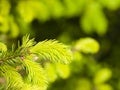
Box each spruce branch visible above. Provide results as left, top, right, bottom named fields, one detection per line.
left=0, top=35, right=72, bottom=65
left=22, top=59, right=47, bottom=90
left=0, top=35, right=34, bottom=65
left=30, top=40, right=72, bottom=64
left=0, top=65, right=24, bottom=90
left=0, top=35, right=72, bottom=90
left=21, top=34, right=35, bottom=48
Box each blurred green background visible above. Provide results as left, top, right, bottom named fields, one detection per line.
left=1, top=0, right=120, bottom=90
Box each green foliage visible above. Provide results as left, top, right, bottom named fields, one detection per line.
left=96, top=84, right=113, bottom=90
left=48, top=38, right=113, bottom=90
left=0, top=35, right=72, bottom=90
left=99, top=0, right=120, bottom=10
left=45, top=63, right=58, bottom=82
left=74, top=37, right=100, bottom=54
left=0, top=0, right=120, bottom=90
left=55, top=63, right=70, bottom=79
left=0, top=65, right=24, bottom=90
left=1, top=0, right=120, bottom=38
left=22, top=59, right=47, bottom=90
left=94, top=68, right=112, bottom=84
left=75, top=78, right=92, bottom=90
left=81, top=2, right=108, bottom=35
left=30, top=40, right=72, bottom=64
left=45, top=63, right=71, bottom=81
left=20, top=84, right=41, bottom=90
left=0, top=42, right=7, bottom=52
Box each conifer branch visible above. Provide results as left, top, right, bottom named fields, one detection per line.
left=0, top=65, right=24, bottom=90
left=30, top=40, right=72, bottom=64
left=0, top=35, right=72, bottom=90
left=22, top=59, right=47, bottom=90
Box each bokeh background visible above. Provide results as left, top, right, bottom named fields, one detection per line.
left=0, top=0, right=120, bottom=90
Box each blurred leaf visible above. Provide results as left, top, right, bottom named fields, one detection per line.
left=81, top=14, right=93, bottom=34
left=9, top=16, right=19, bottom=38
left=0, top=16, right=9, bottom=33
left=64, top=0, right=80, bottom=17
left=81, top=2, right=108, bottom=35
left=74, top=37, right=100, bottom=54
left=44, top=0, right=64, bottom=18
left=0, top=0, right=11, bottom=16
left=0, top=42, right=7, bottom=52
left=16, top=1, right=35, bottom=23
left=76, top=78, right=92, bottom=90
left=45, top=63, right=57, bottom=82
left=29, top=1, right=50, bottom=21
left=56, top=63, right=70, bottom=79
left=73, top=52, right=83, bottom=61
left=97, top=84, right=113, bottom=90
left=99, top=0, right=120, bottom=10
left=94, top=68, right=112, bottom=84
left=58, top=32, right=72, bottom=44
